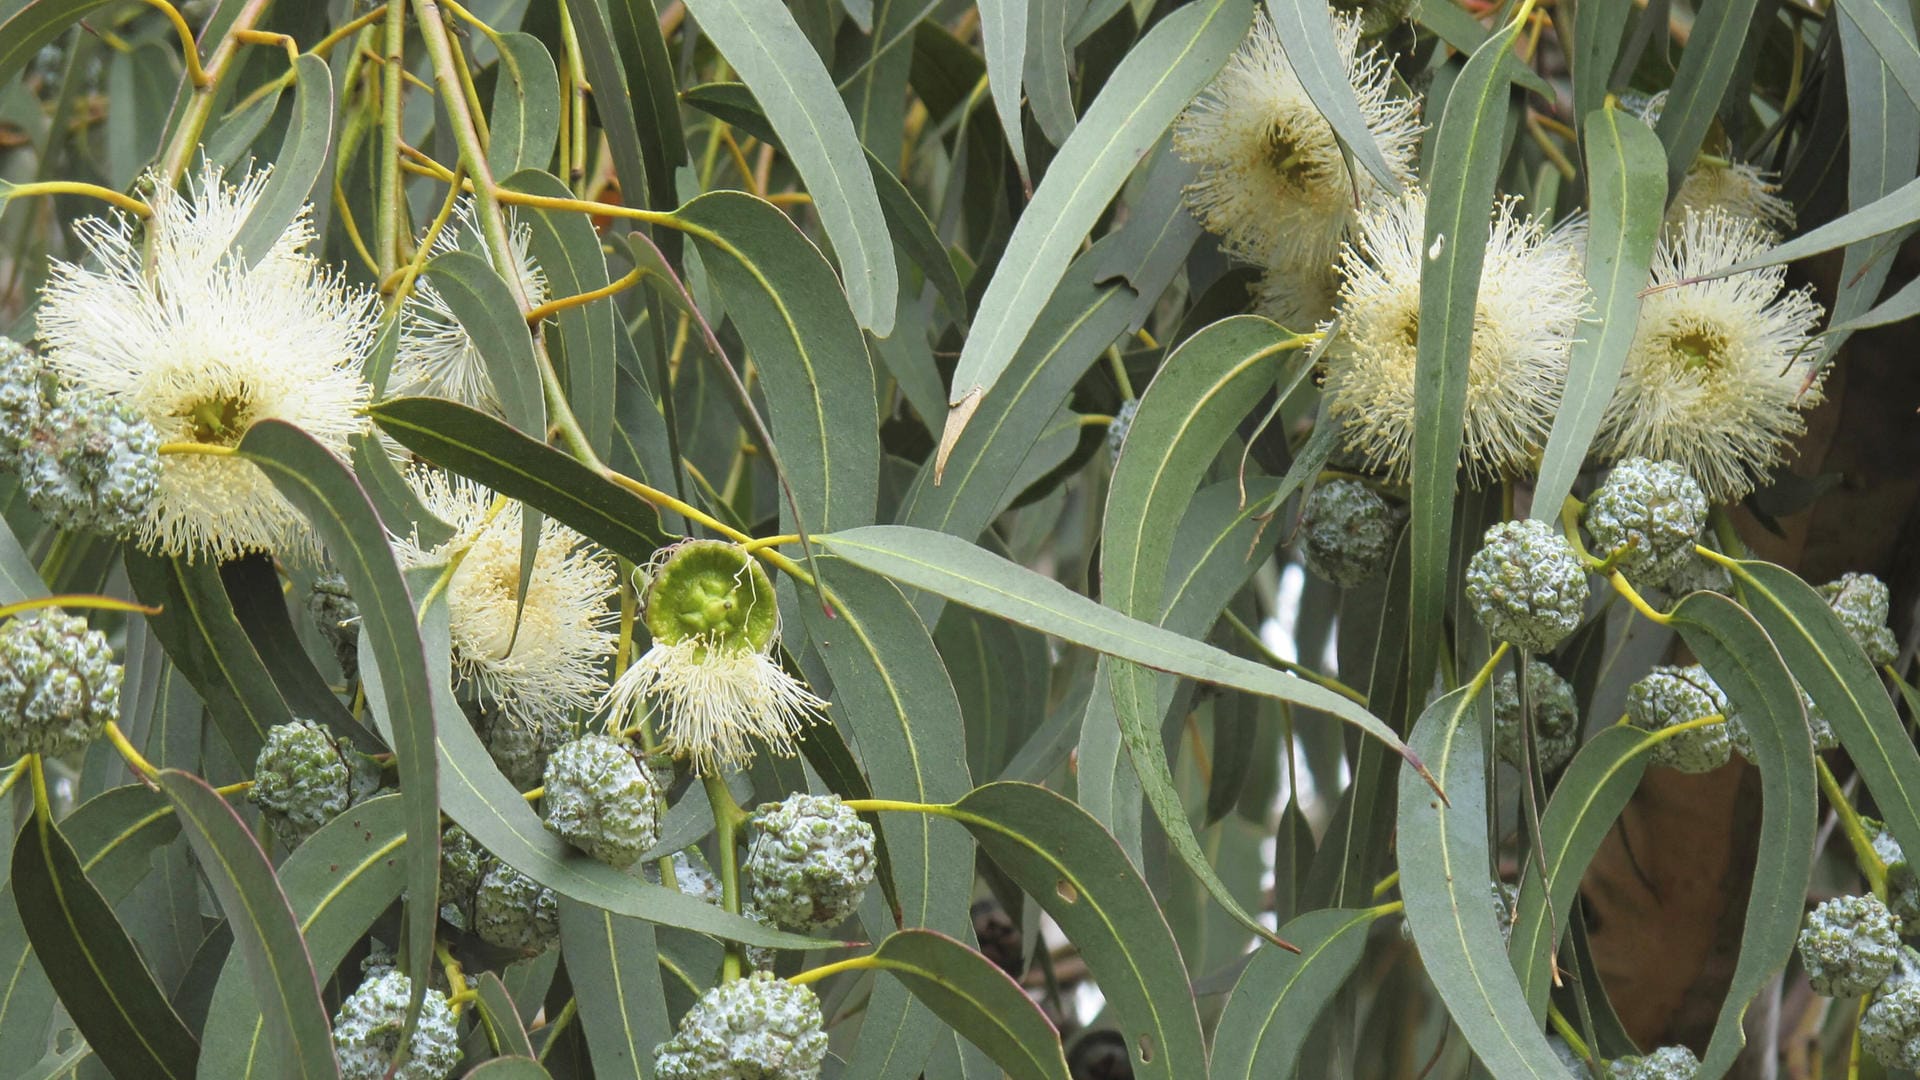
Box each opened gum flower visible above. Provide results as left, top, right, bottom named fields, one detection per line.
left=1322, top=190, right=1589, bottom=482
left=35, top=159, right=378, bottom=561
left=1173, top=10, right=1419, bottom=269
left=1596, top=209, right=1826, bottom=502
left=608, top=540, right=826, bottom=776
left=392, top=198, right=549, bottom=414
left=394, top=469, right=616, bottom=728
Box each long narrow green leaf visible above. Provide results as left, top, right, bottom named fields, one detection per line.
left=1100, top=315, right=1306, bottom=946
left=421, top=249, right=546, bottom=440
left=236, top=420, right=439, bottom=1043
left=556, top=900, right=670, bottom=1080
left=487, top=33, right=561, bottom=177
left=816, top=525, right=1425, bottom=783
left=680, top=83, right=967, bottom=321
left=1407, top=12, right=1524, bottom=694
left=196, top=795, right=409, bottom=1078
left=1653, top=0, right=1762, bottom=193
left=155, top=770, right=340, bottom=1080
left=940, top=0, right=1249, bottom=454
left=0, top=786, right=177, bottom=1069
left=1531, top=103, right=1666, bottom=520
left=1668, top=591, right=1816, bottom=1074
left=671, top=191, right=881, bottom=533
left=598, top=0, right=687, bottom=210
left=860, top=929, right=1069, bottom=1080
left=1825, top=1, right=1920, bottom=358
left=979, top=0, right=1030, bottom=179
left=12, top=804, right=199, bottom=1080
left=0, top=0, right=118, bottom=89
left=1266, top=0, right=1402, bottom=190
left=947, top=783, right=1194, bottom=1080
left=798, top=562, right=974, bottom=1080
left=1211, top=907, right=1383, bottom=1080
left=1396, top=680, right=1569, bottom=1076
left=1837, top=0, right=1920, bottom=112
left=125, top=551, right=281, bottom=761
left=1702, top=174, right=1920, bottom=280
left=1719, top=558, right=1920, bottom=912
left=1508, top=727, right=1651, bottom=1018
left=675, top=0, right=896, bottom=333
left=1025, top=0, right=1075, bottom=145
left=505, top=170, right=618, bottom=459
left=369, top=396, right=670, bottom=558
left=1573, top=0, right=1634, bottom=125
left=235, top=55, right=332, bottom=268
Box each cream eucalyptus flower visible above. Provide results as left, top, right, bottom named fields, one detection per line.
left=1596, top=209, right=1826, bottom=503
left=1625, top=91, right=1793, bottom=234
left=1321, top=190, right=1590, bottom=482
left=394, top=469, right=616, bottom=727
left=392, top=199, right=548, bottom=414
left=35, top=159, right=378, bottom=561
left=607, top=540, right=825, bottom=776
left=1173, top=10, right=1421, bottom=269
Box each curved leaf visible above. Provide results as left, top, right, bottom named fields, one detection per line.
left=1407, top=10, right=1526, bottom=695
left=1716, top=559, right=1920, bottom=927
left=198, top=795, right=409, bottom=1078
left=0, top=1, right=119, bottom=89
left=942, top=0, right=1249, bottom=449
left=0, top=786, right=178, bottom=1069
left=155, top=770, right=339, bottom=1080
left=1099, top=315, right=1307, bottom=944
left=556, top=899, right=670, bottom=1080
left=674, top=0, right=897, bottom=333
left=125, top=551, right=281, bottom=761
left=1668, top=591, right=1816, bottom=1074
left=464, top=1059, right=552, bottom=1078
left=861, top=929, right=1069, bottom=1080
left=236, top=420, right=439, bottom=1041
left=12, top=803, right=199, bottom=1080
left=590, top=0, right=688, bottom=210
left=1267, top=0, right=1403, bottom=190
left=1397, top=681, right=1569, bottom=1076
left=979, top=0, right=1030, bottom=179
left=949, top=782, right=1202, bottom=1080
left=1507, top=726, right=1651, bottom=1018
left=680, top=83, right=966, bottom=321
left=1653, top=0, right=1762, bottom=193
left=505, top=169, right=618, bottom=459
left=369, top=396, right=670, bottom=559
left=235, top=55, right=332, bottom=269
left=671, top=191, right=881, bottom=532
left=1211, top=907, right=1384, bottom=1080
left=816, top=525, right=1422, bottom=777
left=1531, top=103, right=1666, bottom=521
left=797, top=561, right=974, bottom=1080
left=488, top=33, right=561, bottom=177
left=422, top=249, right=546, bottom=441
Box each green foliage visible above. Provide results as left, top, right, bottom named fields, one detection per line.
left=2, top=1, right=1918, bottom=1077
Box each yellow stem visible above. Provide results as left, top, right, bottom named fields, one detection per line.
left=1372, top=870, right=1399, bottom=898
left=232, top=28, right=299, bottom=69
left=157, top=442, right=238, bottom=457
left=4, top=181, right=151, bottom=218
left=313, top=5, right=391, bottom=58
left=1370, top=899, right=1404, bottom=919
left=140, top=0, right=212, bottom=87
left=522, top=785, right=544, bottom=802
left=1819, top=756, right=1889, bottom=900
left=0, top=595, right=161, bottom=620
left=740, top=533, right=799, bottom=554
left=840, top=798, right=953, bottom=816
left=1608, top=570, right=1670, bottom=626
left=442, top=0, right=508, bottom=46
left=788, top=955, right=880, bottom=986
left=525, top=265, right=646, bottom=324
left=104, top=720, right=160, bottom=780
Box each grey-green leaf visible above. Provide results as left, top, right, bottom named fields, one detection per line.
left=234, top=55, right=332, bottom=269
left=941, top=0, right=1249, bottom=449
left=1407, top=12, right=1524, bottom=693
left=1531, top=103, right=1666, bottom=520
left=155, top=769, right=340, bottom=1080
left=1397, top=679, right=1570, bottom=1076
left=487, top=33, right=562, bottom=177
left=1212, top=907, right=1384, bottom=1080
left=863, top=929, right=1070, bottom=1080
left=1668, top=591, right=1816, bottom=1074
left=235, top=420, right=440, bottom=1044
left=1652, top=0, right=1761, bottom=193
left=1266, top=0, right=1403, bottom=190
left=674, top=0, right=897, bottom=333
left=816, top=525, right=1424, bottom=783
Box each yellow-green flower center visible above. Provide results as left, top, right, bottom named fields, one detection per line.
left=181, top=389, right=254, bottom=447
left=1657, top=320, right=1732, bottom=373
left=643, top=540, right=777, bottom=654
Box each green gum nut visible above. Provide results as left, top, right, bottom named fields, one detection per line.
left=644, top=540, right=778, bottom=654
